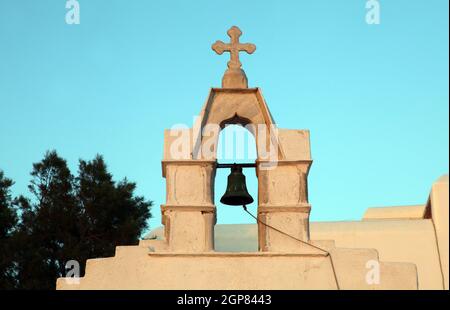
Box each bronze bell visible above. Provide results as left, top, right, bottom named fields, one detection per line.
left=220, top=164, right=254, bottom=206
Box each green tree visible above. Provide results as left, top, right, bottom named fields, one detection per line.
left=14, top=151, right=81, bottom=289
left=0, top=171, right=18, bottom=289
left=78, top=155, right=152, bottom=260
left=12, top=151, right=152, bottom=289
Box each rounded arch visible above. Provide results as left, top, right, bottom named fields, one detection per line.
left=192, top=88, right=284, bottom=161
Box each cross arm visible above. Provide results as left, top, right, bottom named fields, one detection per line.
left=239, top=43, right=256, bottom=54
left=212, top=41, right=229, bottom=55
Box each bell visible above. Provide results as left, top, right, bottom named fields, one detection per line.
left=220, top=164, right=254, bottom=206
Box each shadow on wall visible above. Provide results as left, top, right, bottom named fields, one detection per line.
left=214, top=224, right=258, bottom=252
left=144, top=224, right=259, bottom=252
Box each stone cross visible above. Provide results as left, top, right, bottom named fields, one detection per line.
left=212, top=26, right=256, bottom=70
left=212, top=26, right=256, bottom=88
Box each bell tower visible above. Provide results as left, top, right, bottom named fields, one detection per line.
left=161, top=26, right=314, bottom=253
left=57, top=26, right=421, bottom=291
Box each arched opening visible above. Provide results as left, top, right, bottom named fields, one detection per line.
left=214, top=124, right=258, bottom=252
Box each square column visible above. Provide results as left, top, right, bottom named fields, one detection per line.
left=162, top=160, right=216, bottom=252
left=257, top=160, right=312, bottom=252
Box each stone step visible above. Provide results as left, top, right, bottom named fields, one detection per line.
left=139, top=239, right=169, bottom=252
left=84, top=257, right=114, bottom=278
left=329, top=247, right=380, bottom=289
left=329, top=247, right=418, bottom=290
left=114, top=245, right=150, bottom=258
left=375, top=262, right=418, bottom=290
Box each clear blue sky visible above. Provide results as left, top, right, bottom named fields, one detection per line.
left=0, top=0, right=448, bottom=232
